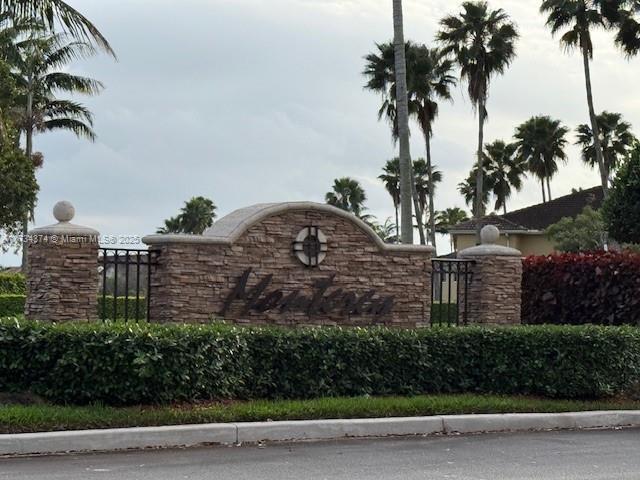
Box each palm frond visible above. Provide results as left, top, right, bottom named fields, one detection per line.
left=0, top=0, right=116, bottom=57
left=40, top=117, right=96, bottom=141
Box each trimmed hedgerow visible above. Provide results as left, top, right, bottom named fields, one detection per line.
left=522, top=252, right=640, bottom=325
left=0, top=320, right=638, bottom=405
left=0, top=295, right=146, bottom=319
left=0, top=273, right=25, bottom=295
left=0, top=295, right=24, bottom=317
left=97, top=296, right=147, bottom=320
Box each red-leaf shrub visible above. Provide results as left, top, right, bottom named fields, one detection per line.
left=522, top=251, right=640, bottom=325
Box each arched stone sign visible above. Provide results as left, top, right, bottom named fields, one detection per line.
left=143, top=202, right=434, bottom=327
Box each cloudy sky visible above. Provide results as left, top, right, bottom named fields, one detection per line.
left=2, top=0, right=639, bottom=265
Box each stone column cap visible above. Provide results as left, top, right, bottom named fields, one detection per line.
left=459, top=225, right=522, bottom=258
left=28, top=201, right=99, bottom=237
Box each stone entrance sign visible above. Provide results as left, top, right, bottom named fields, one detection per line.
left=143, top=202, right=435, bottom=327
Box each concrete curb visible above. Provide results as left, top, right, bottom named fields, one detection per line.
left=2, top=411, right=640, bottom=456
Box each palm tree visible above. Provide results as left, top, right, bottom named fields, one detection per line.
left=613, top=2, right=640, bottom=56
left=364, top=43, right=455, bottom=247
left=514, top=116, right=569, bottom=202
left=325, top=177, right=367, bottom=217
left=11, top=31, right=103, bottom=269
left=378, top=158, right=401, bottom=243
left=367, top=217, right=398, bottom=243
left=13, top=33, right=103, bottom=161
left=484, top=140, right=526, bottom=214
left=158, top=196, right=217, bottom=235
left=540, top=0, right=614, bottom=196
left=437, top=1, right=519, bottom=241
left=576, top=111, right=636, bottom=185
left=435, top=207, right=470, bottom=250
left=413, top=158, right=443, bottom=239
left=458, top=167, right=492, bottom=213
left=392, top=0, right=413, bottom=244
left=411, top=46, right=455, bottom=247
left=0, top=0, right=115, bottom=55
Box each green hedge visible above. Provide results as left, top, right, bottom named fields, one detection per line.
left=430, top=303, right=458, bottom=325
left=0, top=295, right=146, bottom=319
left=0, top=295, right=25, bottom=317
left=1, top=320, right=638, bottom=405
left=98, top=296, right=147, bottom=320
left=0, top=273, right=25, bottom=295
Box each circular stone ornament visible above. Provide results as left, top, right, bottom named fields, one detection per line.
left=293, top=226, right=328, bottom=267
left=53, top=200, right=75, bottom=223
left=480, top=224, right=500, bottom=244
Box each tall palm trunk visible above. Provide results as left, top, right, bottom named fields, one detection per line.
left=546, top=177, right=552, bottom=201
left=580, top=33, right=608, bottom=197
left=474, top=98, right=486, bottom=243
left=424, top=125, right=437, bottom=249
left=409, top=164, right=426, bottom=245
left=392, top=0, right=413, bottom=244
left=21, top=78, right=34, bottom=272
left=394, top=204, right=399, bottom=243
left=540, top=178, right=547, bottom=203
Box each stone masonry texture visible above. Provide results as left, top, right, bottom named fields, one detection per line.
left=459, top=255, right=522, bottom=326
left=25, top=239, right=99, bottom=322
left=149, top=210, right=433, bottom=327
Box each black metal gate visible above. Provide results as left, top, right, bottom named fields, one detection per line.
left=98, top=248, right=159, bottom=322
left=431, top=259, right=474, bottom=326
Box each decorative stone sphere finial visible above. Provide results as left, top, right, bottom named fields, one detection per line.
left=480, top=224, right=500, bottom=245
left=53, top=200, right=75, bottom=223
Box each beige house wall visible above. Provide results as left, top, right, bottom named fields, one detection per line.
left=453, top=233, right=556, bottom=256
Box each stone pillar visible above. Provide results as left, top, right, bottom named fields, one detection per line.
left=25, top=201, right=100, bottom=322
left=458, top=225, right=523, bottom=326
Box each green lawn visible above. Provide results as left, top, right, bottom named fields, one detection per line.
left=1, top=394, right=639, bottom=434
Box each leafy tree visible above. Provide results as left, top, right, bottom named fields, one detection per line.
left=325, top=177, right=367, bottom=217
left=0, top=0, right=115, bottom=55
left=0, top=51, right=37, bottom=252
left=363, top=42, right=454, bottom=246
left=546, top=206, right=606, bottom=252
left=602, top=143, right=640, bottom=243
left=576, top=111, right=636, bottom=185
left=540, top=0, right=619, bottom=195
left=0, top=140, right=38, bottom=252
left=484, top=140, right=527, bottom=214
left=391, top=0, right=413, bottom=244
left=158, top=197, right=217, bottom=235
left=437, top=1, right=518, bottom=240
left=514, top=116, right=569, bottom=202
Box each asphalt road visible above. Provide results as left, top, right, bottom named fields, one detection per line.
left=1, top=429, right=640, bottom=480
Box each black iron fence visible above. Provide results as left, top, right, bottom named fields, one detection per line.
left=431, top=259, right=474, bottom=326
left=98, top=248, right=159, bottom=322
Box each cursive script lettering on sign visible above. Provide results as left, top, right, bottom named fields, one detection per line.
left=220, top=268, right=394, bottom=317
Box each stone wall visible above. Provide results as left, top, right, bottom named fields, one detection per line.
left=26, top=240, right=99, bottom=322
left=458, top=255, right=522, bottom=325
left=458, top=226, right=523, bottom=326
left=146, top=205, right=433, bottom=327
left=25, top=201, right=100, bottom=322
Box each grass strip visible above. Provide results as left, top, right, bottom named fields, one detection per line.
left=2, top=394, right=640, bottom=434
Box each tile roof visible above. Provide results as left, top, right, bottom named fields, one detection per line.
left=448, top=186, right=604, bottom=233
